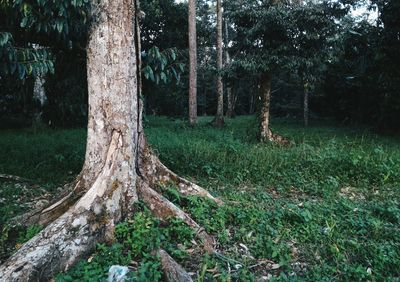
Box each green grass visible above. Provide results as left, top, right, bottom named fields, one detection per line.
left=0, top=128, right=86, bottom=184
left=1, top=116, right=400, bottom=281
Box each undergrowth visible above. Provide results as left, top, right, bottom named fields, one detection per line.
left=56, top=203, right=195, bottom=282
left=1, top=116, right=399, bottom=280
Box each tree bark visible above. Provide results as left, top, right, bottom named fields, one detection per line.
left=258, top=73, right=290, bottom=145
left=303, top=82, right=309, bottom=127
left=0, top=1, right=220, bottom=280
left=188, top=0, right=197, bottom=126
left=32, top=44, right=47, bottom=131
left=212, top=0, right=224, bottom=126
left=0, top=1, right=140, bottom=280
left=224, top=16, right=234, bottom=118
left=259, top=72, right=273, bottom=142
left=249, top=90, right=255, bottom=115
left=203, top=73, right=207, bottom=116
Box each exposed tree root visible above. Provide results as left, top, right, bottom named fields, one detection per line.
left=158, top=249, right=193, bottom=282
left=140, top=139, right=223, bottom=206
left=137, top=179, right=215, bottom=253
left=211, top=116, right=225, bottom=127
left=261, top=129, right=292, bottom=147
left=0, top=174, right=35, bottom=183
left=0, top=208, right=100, bottom=281
left=8, top=180, right=85, bottom=228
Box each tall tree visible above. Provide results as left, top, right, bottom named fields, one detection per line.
left=0, top=0, right=220, bottom=279
left=228, top=0, right=293, bottom=143
left=290, top=1, right=339, bottom=127
left=188, top=0, right=198, bottom=126
left=212, top=0, right=225, bottom=126
left=224, top=13, right=235, bottom=118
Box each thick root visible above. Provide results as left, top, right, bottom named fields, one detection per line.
left=0, top=174, right=34, bottom=183
left=0, top=209, right=100, bottom=281
left=8, top=179, right=86, bottom=228
left=137, top=179, right=215, bottom=253
left=211, top=116, right=225, bottom=127
left=261, top=129, right=291, bottom=147
left=158, top=249, right=193, bottom=282
left=140, top=140, right=223, bottom=206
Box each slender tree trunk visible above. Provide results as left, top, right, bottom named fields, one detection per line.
left=259, top=72, right=273, bottom=142
left=213, top=0, right=224, bottom=126
left=32, top=73, right=47, bottom=131
left=249, top=90, right=255, bottom=114
left=303, top=83, right=309, bottom=127
left=224, top=16, right=234, bottom=118
left=188, top=0, right=197, bottom=126
left=0, top=1, right=220, bottom=280
left=33, top=75, right=47, bottom=107
left=258, top=73, right=290, bottom=145
left=203, top=73, right=207, bottom=116
left=226, top=87, right=233, bottom=118
left=32, top=44, right=47, bottom=130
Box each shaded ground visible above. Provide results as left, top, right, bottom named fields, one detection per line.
left=0, top=116, right=399, bottom=281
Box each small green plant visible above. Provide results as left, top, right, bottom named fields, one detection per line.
left=17, top=225, right=42, bottom=244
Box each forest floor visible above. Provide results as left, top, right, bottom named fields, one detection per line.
left=0, top=116, right=399, bottom=281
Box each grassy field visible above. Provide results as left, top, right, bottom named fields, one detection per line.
left=1, top=116, right=399, bottom=281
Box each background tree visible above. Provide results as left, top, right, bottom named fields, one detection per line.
left=188, top=0, right=198, bottom=126
left=212, top=0, right=225, bottom=126
left=290, top=1, right=343, bottom=126
left=224, top=9, right=236, bottom=118
left=227, top=0, right=296, bottom=143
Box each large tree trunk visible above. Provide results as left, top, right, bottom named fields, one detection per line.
left=0, top=0, right=220, bottom=280
left=188, top=0, right=197, bottom=126
left=0, top=1, right=140, bottom=280
left=212, top=0, right=224, bottom=126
